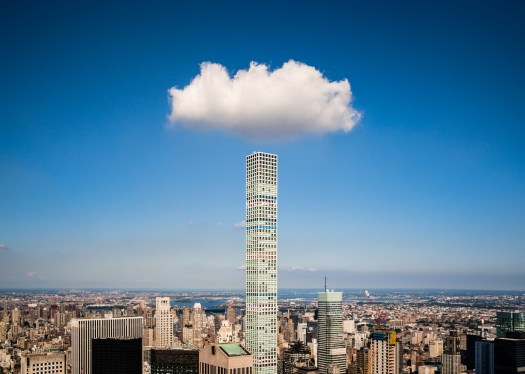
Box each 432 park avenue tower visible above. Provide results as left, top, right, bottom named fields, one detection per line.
left=246, top=152, right=278, bottom=374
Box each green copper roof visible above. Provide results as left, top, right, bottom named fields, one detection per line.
left=219, top=344, right=250, bottom=356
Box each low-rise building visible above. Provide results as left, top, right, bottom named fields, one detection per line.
left=20, top=351, right=66, bottom=374
left=200, top=343, right=253, bottom=374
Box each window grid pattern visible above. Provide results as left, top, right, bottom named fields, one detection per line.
left=317, top=292, right=346, bottom=374
left=246, top=152, right=278, bottom=374
left=156, top=297, right=174, bottom=348
left=30, top=360, right=65, bottom=374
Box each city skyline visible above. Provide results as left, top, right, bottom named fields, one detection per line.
left=1, top=1, right=525, bottom=290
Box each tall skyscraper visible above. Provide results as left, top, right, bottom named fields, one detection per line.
left=192, top=303, right=205, bottom=348
left=475, top=340, right=494, bottom=374
left=246, top=152, right=278, bottom=374
left=70, top=316, right=143, bottom=374
left=155, top=297, right=174, bottom=348
left=494, top=332, right=525, bottom=373
left=317, top=290, right=346, bottom=374
left=465, top=334, right=482, bottom=370
left=496, top=312, right=525, bottom=338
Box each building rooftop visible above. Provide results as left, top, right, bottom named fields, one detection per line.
left=219, top=344, right=250, bottom=357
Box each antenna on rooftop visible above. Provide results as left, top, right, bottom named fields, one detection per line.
left=324, top=275, right=327, bottom=292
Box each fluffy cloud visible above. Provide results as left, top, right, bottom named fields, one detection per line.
left=168, top=60, right=361, bottom=140
left=0, top=243, right=8, bottom=251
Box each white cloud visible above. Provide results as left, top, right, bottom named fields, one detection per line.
left=168, top=60, right=361, bottom=140
left=234, top=220, right=247, bottom=228
left=0, top=243, right=8, bottom=251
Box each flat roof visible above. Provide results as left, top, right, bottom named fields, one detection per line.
left=219, top=344, right=250, bottom=357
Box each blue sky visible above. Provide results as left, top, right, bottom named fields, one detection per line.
left=1, top=1, right=524, bottom=290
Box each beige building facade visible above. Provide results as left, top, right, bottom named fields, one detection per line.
left=200, top=343, right=253, bottom=374
left=21, top=352, right=66, bottom=374
left=155, top=297, right=173, bottom=348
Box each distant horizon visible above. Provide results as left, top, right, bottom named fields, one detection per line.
left=1, top=287, right=523, bottom=293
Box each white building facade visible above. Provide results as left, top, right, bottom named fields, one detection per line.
left=246, top=152, right=278, bottom=374
left=155, top=297, right=173, bottom=348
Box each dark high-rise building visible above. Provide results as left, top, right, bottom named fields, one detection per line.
left=150, top=348, right=199, bottom=374
left=475, top=340, right=494, bottom=374
left=91, top=338, right=142, bottom=374
left=494, top=332, right=525, bottom=373
left=496, top=312, right=525, bottom=338
left=464, top=334, right=481, bottom=370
